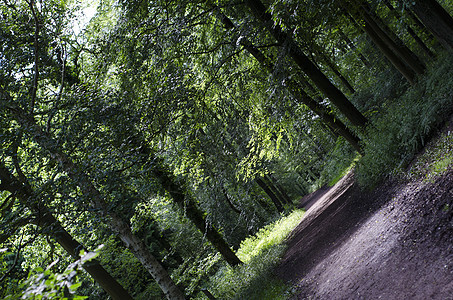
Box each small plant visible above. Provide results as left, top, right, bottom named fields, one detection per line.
left=199, top=210, right=304, bottom=300
left=5, top=246, right=103, bottom=300
left=408, top=130, right=453, bottom=181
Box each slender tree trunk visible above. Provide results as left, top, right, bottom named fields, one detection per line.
left=96, top=112, right=242, bottom=267
left=407, top=0, right=453, bottom=51
left=252, top=190, right=275, bottom=213
left=382, top=0, right=435, bottom=58
left=148, top=228, right=184, bottom=267
left=152, top=166, right=243, bottom=267
left=0, top=165, right=134, bottom=300
left=314, top=49, right=356, bottom=94
left=222, top=187, right=241, bottom=215
left=286, top=80, right=363, bottom=153
left=403, top=4, right=438, bottom=43
left=364, top=20, right=417, bottom=83
left=264, top=174, right=291, bottom=205
left=338, top=29, right=371, bottom=67
left=243, top=0, right=368, bottom=128
left=354, top=0, right=426, bottom=75
left=213, top=6, right=363, bottom=153
left=295, top=181, right=309, bottom=195
left=255, top=177, right=284, bottom=212
left=345, top=9, right=417, bottom=84
left=8, top=107, right=186, bottom=300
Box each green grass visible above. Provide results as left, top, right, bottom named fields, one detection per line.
left=326, top=154, right=360, bottom=187
left=408, top=131, right=453, bottom=181
left=198, top=209, right=304, bottom=300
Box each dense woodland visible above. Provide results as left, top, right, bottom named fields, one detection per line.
left=2, top=0, right=453, bottom=299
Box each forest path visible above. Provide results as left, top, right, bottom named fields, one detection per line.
left=276, top=167, right=453, bottom=299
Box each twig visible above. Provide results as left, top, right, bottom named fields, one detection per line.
left=28, top=0, right=40, bottom=114
left=47, top=41, right=66, bottom=133
left=0, top=231, right=25, bottom=283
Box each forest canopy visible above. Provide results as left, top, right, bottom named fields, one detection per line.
left=1, top=0, right=453, bottom=299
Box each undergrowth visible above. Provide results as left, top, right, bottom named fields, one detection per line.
left=408, top=129, right=453, bottom=181
left=318, top=139, right=357, bottom=187
left=356, top=52, right=453, bottom=187
left=197, top=209, right=304, bottom=300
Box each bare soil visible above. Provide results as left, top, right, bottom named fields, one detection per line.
left=276, top=164, right=453, bottom=299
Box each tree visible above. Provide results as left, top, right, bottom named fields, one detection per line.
left=0, top=163, right=134, bottom=300
left=211, top=5, right=363, bottom=152
left=4, top=103, right=185, bottom=300
left=381, top=0, right=435, bottom=59
left=243, top=0, right=368, bottom=127
left=405, top=0, right=453, bottom=51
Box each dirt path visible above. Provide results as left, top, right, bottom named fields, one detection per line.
left=276, top=169, right=453, bottom=299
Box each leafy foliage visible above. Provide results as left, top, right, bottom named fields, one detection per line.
left=2, top=0, right=453, bottom=298
left=4, top=246, right=102, bottom=300
left=200, top=210, right=304, bottom=299
left=357, top=53, right=453, bottom=187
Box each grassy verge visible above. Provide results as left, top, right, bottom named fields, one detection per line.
left=197, top=209, right=305, bottom=300
left=407, top=129, right=453, bottom=181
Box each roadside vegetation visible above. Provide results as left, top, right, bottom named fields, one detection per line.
left=201, top=209, right=304, bottom=300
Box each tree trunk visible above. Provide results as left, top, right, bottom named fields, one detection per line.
left=252, top=190, right=275, bottom=213
left=314, top=48, right=356, bottom=94
left=364, top=19, right=417, bottom=84
left=213, top=6, right=363, bottom=153
left=354, top=0, right=426, bottom=75
left=266, top=174, right=292, bottom=205
left=403, top=4, right=438, bottom=43
left=89, top=109, right=242, bottom=267
left=255, top=177, right=284, bottom=212
left=382, top=0, right=435, bottom=58
left=152, top=166, right=243, bottom=267
left=0, top=165, right=133, bottom=300
left=243, top=0, right=368, bottom=128
left=8, top=107, right=186, bottom=300
left=344, top=9, right=417, bottom=84
left=222, top=187, right=242, bottom=215
left=338, top=29, right=371, bottom=67
left=407, top=0, right=453, bottom=51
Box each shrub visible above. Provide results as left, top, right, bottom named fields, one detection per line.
left=357, top=52, right=453, bottom=187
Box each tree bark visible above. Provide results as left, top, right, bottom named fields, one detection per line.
left=0, top=164, right=134, bottom=300
left=344, top=9, right=417, bottom=84
left=338, top=29, right=371, bottom=67
left=222, top=187, right=242, bottom=215
left=88, top=107, right=242, bottom=267
left=7, top=107, right=186, bottom=300
left=382, top=0, right=435, bottom=58
left=255, top=177, right=284, bottom=212
left=403, top=4, right=437, bottom=43
left=365, top=19, right=417, bottom=84
left=266, top=174, right=292, bottom=205
left=313, top=47, right=356, bottom=94
left=243, top=0, right=368, bottom=128
left=407, top=0, right=453, bottom=51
